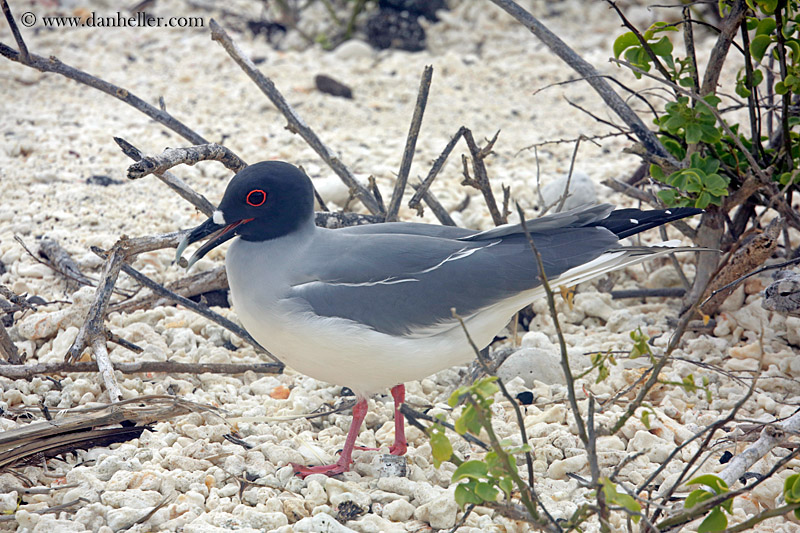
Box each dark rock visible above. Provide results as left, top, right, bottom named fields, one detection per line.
left=516, top=391, right=534, bottom=405
left=247, top=19, right=287, bottom=45
left=189, top=289, right=230, bottom=308
left=0, top=259, right=5, bottom=276
left=86, top=175, right=122, bottom=186
left=379, top=0, right=448, bottom=21
left=315, top=74, right=354, bottom=99
left=366, top=9, right=426, bottom=52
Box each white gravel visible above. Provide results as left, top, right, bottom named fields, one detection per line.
left=2, top=1, right=800, bottom=532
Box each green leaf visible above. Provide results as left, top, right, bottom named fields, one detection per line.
left=687, top=474, right=729, bottom=495
left=751, top=34, right=772, bottom=62
left=657, top=189, right=679, bottom=206
left=784, top=473, right=800, bottom=503
left=650, top=36, right=673, bottom=57
left=452, top=460, right=489, bottom=481
left=454, top=482, right=482, bottom=507
left=474, top=481, right=499, bottom=502
left=614, top=32, right=640, bottom=59
left=685, top=123, right=703, bottom=144
left=650, top=164, right=666, bottom=181
left=698, top=506, right=728, bottom=533
left=641, top=409, right=651, bottom=429
left=755, top=17, right=777, bottom=36
left=775, top=80, right=789, bottom=95
left=685, top=488, right=714, bottom=509
left=758, top=0, right=778, bottom=14
left=474, top=377, right=499, bottom=399
left=498, top=477, right=514, bottom=497
left=430, top=430, right=453, bottom=468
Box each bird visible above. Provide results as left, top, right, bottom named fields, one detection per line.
left=175, top=160, right=701, bottom=477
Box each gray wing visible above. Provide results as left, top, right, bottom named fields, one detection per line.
left=290, top=225, right=618, bottom=336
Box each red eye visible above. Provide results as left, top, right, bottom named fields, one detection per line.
left=246, top=189, right=266, bottom=207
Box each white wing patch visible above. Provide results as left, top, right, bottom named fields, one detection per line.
left=417, top=240, right=500, bottom=274
left=321, top=276, right=419, bottom=287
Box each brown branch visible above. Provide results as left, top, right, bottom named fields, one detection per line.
left=701, top=0, right=748, bottom=96
left=38, top=238, right=93, bottom=293
left=110, top=266, right=227, bottom=314
left=410, top=181, right=457, bottom=226
left=208, top=19, right=382, bottom=215
left=0, top=45, right=209, bottom=146
left=127, top=143, right=247, bottom=180
left=386, top=65, right=434, bottom=222
left=115, top=137, right=216, bottom=217
left=0, top=0, right=30, bottom=64
left=0, top=321, right=21, bottom=364
left=0, top=360, right=283, bottom=379
left=407, top=126, right=467, bottom=222
left=462, top=129, right=506, bottom=226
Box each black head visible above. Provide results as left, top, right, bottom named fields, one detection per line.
left=176, top=161, right=315, bottom=267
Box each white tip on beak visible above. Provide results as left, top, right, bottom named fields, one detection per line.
left=213, top=210, right=226, bottom=225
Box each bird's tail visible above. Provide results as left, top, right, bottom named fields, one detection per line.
left=594, top=207, right=702, bottom=239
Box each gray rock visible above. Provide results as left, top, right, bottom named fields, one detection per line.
left=541, top=171, right=597, bottom=211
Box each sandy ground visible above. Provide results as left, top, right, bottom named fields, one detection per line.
left=2, top=1, right=800, bottom=531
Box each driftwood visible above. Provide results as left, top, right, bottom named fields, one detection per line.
left=0, top=396, right=221, bottom=471
left=127, top=143, right=246, bottom=180
left=110, top=266, right=228, bottom=314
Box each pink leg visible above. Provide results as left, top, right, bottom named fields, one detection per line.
left=389, top=384, right=407, bottom=455
left=292, top=398, right=368, bottom=478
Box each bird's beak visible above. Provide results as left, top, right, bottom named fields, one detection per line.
left=175, top=214, right=253, bottom=268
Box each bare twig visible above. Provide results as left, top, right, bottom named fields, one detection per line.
left=407, top=125, right=467, bottom=219
left=0, top=46, right=208, bottom=146
left=0, top=360, right=282, bottom=379
left=555, top=135, right=583, bottom=213
left=0, top=0, right=30, bottom=64
left=462, top=129, right=506, bottom=226
left=409, top=181, right=457, bottom=226
left=209, top=19, right=382, bottom=215
left=65, top=244, right=127, bottom=403
left=0, top=322, right=21, bottom=364
left=38, top=238, right=93, bottom=293
left=387, top=65, right=434, bottom=221
left=126, top=143, right=247, bottom=180
left=115, top=137, right=216, bottom=216
left=110, top=266, right=227, bottom=314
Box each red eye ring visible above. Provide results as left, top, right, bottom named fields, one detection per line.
left=246, top=189, right=267, bottom=207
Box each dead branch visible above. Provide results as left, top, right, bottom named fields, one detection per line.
left=0, top=45, right=208, bottom=146
left=700, top=0, right=748, bottom=97
left=0, top=360, right=282, bottom=379
left=208, top=19, right=383, bottom=215
left=65, top=243, right=126, bottom=402
left=701, top=217, right=782, bottom=315
left=38, top=238, right=93, bottom=293
left=126, top=143, right=247, bottom=180
left=0, top=0, right=30, bottom=64
left=386, top=65, right=434, bottom=221
left=488, top=0, right=678, bottom=166
left=0, top=322, right=21, bottom=364
left=110, top=266, right=227, bottom=314
left=462, top=129, right=507, bottom=226
left=410, top=181, right=457, bottom=226
left=408, top=127, right=467, bottom=215
left=115, top=137, right=216, bottom=216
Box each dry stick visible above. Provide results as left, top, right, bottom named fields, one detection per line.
left=0, top=47, right=208, bottom=147
left=555, top=135, right=583, bottom=213
left=38, top=239, right=94, bottom=292
left=0, top=322, right=21, bottom=364
left=409, top=182, right=457, bottom=227
left=718, top=409, right=800, bottom=488
left=654, top=447, right=800, bottom=531
left=127, top=143, right=247, bottom=180
left=0, top=0, right=30, bottom=64
left=0, top=360, right=282, bottom=379
left=115, top=137, right=216, bottom=217
left=113, top=256, right=283, bottom=366
left=488, top=0, right=678, bottom=166
left=65, top=245, right=127, bottom=403
left=397, top=403, right=489, bottom=451
left=462, top=129, right=506, bottom=226
left=647, top=354, right=761, bottom=525
left=110, top=266, right=227, bottom=314
left=514, top=203, right=604, bottom=525
left=386, top=65, right=434, bottom=222
left=208, top=19, right=382, bottom=216
left=408, top=127, right=467, bottom=214
left=701, top=0, right=748, bottom=97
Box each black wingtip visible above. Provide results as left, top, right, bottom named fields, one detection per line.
left=597, top=207, right=702, bottom=240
